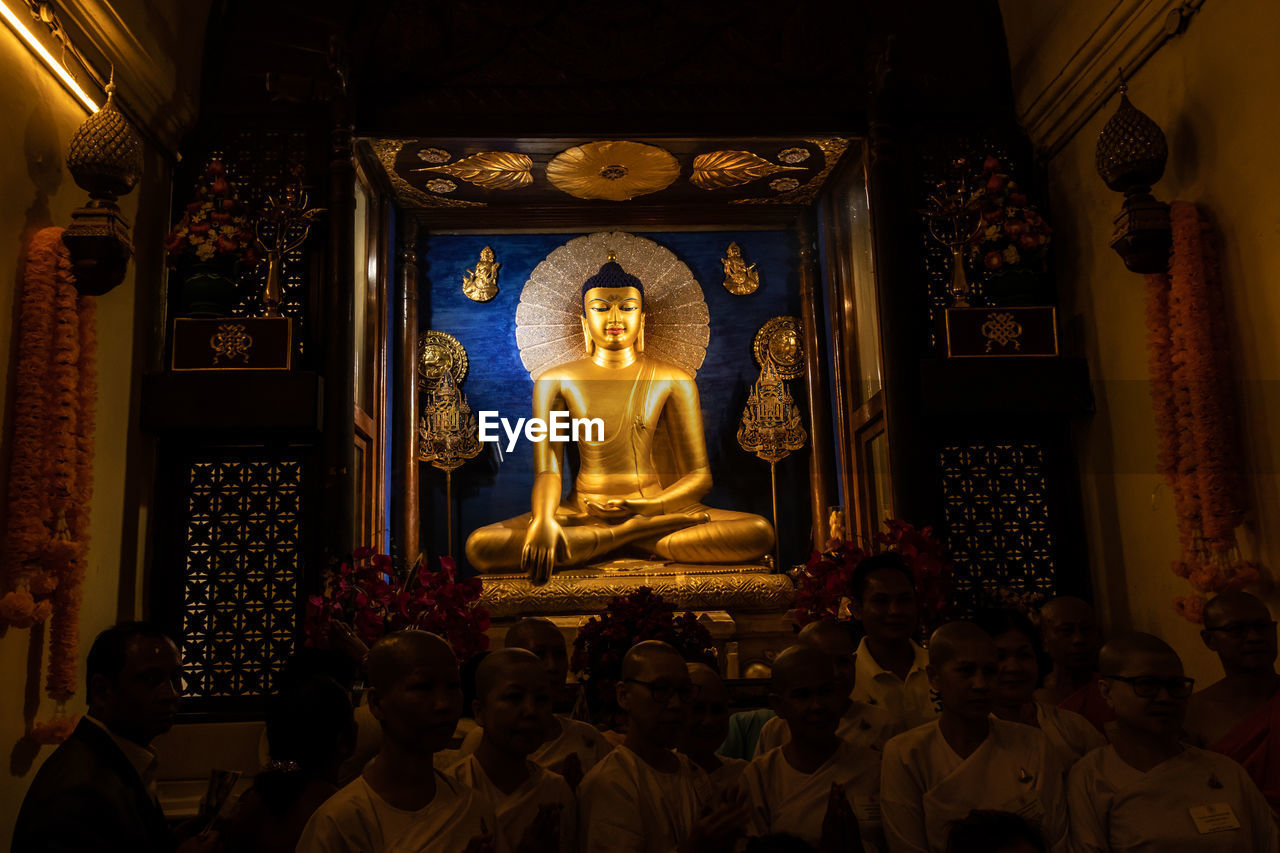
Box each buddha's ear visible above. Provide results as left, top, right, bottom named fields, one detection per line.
left=581, top=316, right=595, bottom=356
left=637, top=313, right=646, bottom=353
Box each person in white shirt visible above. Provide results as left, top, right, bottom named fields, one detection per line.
left=297, top=630, right=496, bottom=853
left=848, top=553, right=939, bottom=729
left=678, top=662, right=748, bottom=792
left=1067, top=631, right=1280, bottom=853
left=743, top=644, right=884, bottom=851
left=460, top=617, right=612, bottom=789
left=973, top=608, right=1105, bottom=765
left=755, top=620, right=897, bottom=757
left=451, top=648, right=575, bottom=853
left=880, top=621, right=1068, bottom=853
left=577, top=640, right=748, bottom=853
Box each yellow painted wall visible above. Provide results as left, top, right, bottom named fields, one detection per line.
left=0, top=26, right=168, bottom=842
left=1003, top=0, right=1280, bottom=682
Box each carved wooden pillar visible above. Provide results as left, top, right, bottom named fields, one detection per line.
left=797, top=212, right=836, bottom=549
left=322, top=96, right=356, bottom=560
left=392, top=217, right=421, bottom=562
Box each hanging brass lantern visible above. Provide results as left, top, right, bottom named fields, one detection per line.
left=1095, top=80, right=1171, bottom=275
left=62, top=79, right=143, bottom=295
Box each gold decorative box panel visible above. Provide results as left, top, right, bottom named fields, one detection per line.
left=172, top=317, right=293, bottom=371
left=944, top=306, right=1058, bottom=358
left=479, top=562, right=795, bottom=618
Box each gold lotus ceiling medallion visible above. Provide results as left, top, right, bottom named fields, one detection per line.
left=545, top=141, right=680, bottom=201
left=414, top=151, right=534, bottom=191
left=689, top=149, right=804, bottom=190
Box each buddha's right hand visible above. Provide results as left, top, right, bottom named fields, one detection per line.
left=521, top=516, right=564, bottom=585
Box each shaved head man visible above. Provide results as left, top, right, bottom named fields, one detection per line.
left=578, top=641, right=748, bottom=852
left=1187, top=591, right=1280, bottom=817
left=742, top=644, right=884, bottom=851
left=453, top=647, right=575, bottom=852
left=756, top=619, right=896, bottom=757
left=881, top=622, right=1068, bottom=853
left=459, top=618, right=610, bottom=783
left=1035, top=596, right=1113, bottom=733
left=298, top=631, right=498, bottom=852
left=1068, top=632, right=1280, bottom=852
left=678, top=663, right=747, bottom=792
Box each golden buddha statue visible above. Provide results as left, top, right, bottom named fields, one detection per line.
left=466, top=256, right=775, bottom=584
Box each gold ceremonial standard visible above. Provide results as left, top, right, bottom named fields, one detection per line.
left=737, top=354, right=808, bottom=570
left=419, top=368, right=482, bottom=558
left=466, top=241, right=774, bottom=585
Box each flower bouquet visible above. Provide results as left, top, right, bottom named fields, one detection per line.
left=794, top=518, right=953, bottom=635
left=966, top=156, right=1053, bottom=305
left=304, top=548, right=490, bottom=662
left=570, top=587, right=714, bottom=724
left=164, top=158, right=258, bottom=315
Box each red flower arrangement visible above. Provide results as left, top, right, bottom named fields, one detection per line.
left=571, top=587, right=715, bottom=721
left=966, top=155, right=1052, bottom=272
left=304, top=548, right=490, bottom=661
left=164, top=158, right=257, bottom=269
left=794, top=519, right=954, bottom=634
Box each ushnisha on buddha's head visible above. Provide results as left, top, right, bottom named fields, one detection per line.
left=473, top=648, right=555, bottom=758
left=1098, top=632, right=1193, bottom=738
left=581, top=257, right=645, bottom=356
left=365, top=630, right=463, bottom=756
left=769, top=644, right=845, bottom=745
left=927, top=621, right=998, bottom=723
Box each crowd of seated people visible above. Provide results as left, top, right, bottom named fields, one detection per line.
left=13, top=554, right=1280, bottom=852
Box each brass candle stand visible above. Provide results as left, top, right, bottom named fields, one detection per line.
left=252, top=171, right=325, bottom=317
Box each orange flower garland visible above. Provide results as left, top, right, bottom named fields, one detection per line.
left=1143, top=203, right=1253, bottom=622
left=0, top=227, right=97, bottom=736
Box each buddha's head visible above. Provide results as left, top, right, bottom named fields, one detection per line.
left=581, top=256, right=645, bottom=356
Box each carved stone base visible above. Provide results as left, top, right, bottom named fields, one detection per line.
left=478, top=560, right=795, bottom=618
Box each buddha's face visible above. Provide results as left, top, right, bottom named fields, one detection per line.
left=582, top=286, right=644, bottom=352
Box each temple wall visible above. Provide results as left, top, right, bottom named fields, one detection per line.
left=1002, top=0, right=1280, bottom=682
left=0, top=21, right=174, bottom=844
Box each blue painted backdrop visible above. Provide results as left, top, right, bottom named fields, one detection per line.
left=418, top=230, right=813, bottom=574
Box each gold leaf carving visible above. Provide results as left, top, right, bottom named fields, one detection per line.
left=414, top=151, right=534, bottom=190
left=689, top=150, right=803, bottom=190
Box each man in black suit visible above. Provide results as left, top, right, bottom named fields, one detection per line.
left=12, top=621, right=217, bottom=853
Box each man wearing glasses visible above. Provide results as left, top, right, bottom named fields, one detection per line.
left=577, top=641, right=749, bottom=852
left=1186, top=590, right=1280, bottom=817
left=1066, top=632, right=1279, bottom=852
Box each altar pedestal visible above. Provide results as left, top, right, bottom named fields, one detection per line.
left=480, top=560, right=797, bottom=678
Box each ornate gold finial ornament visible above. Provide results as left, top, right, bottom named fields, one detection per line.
left=514, top=231, right=709, bottom=380
left=545, top=141, right=680, bottom=201
left=417, top=330, right=469, bottom=386
left=418, top=369, right=483, bottom=558
left=737, top=355, right=808, bottom=570
left=210, top=323, right=253, bottom=365
left=463, top=246, right=501, bottom=302
left=62, top=76, right=143, bottom=295
left=753, top=316, right=804, bottom=379
left=721, top=242, right=760, bottom=295
left=253, top=169, right=325, bottom=317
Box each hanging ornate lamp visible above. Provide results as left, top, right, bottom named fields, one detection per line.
left=62, top=76, right=143, bottom=295
left=1095, top=77, right=1171, bottom=274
